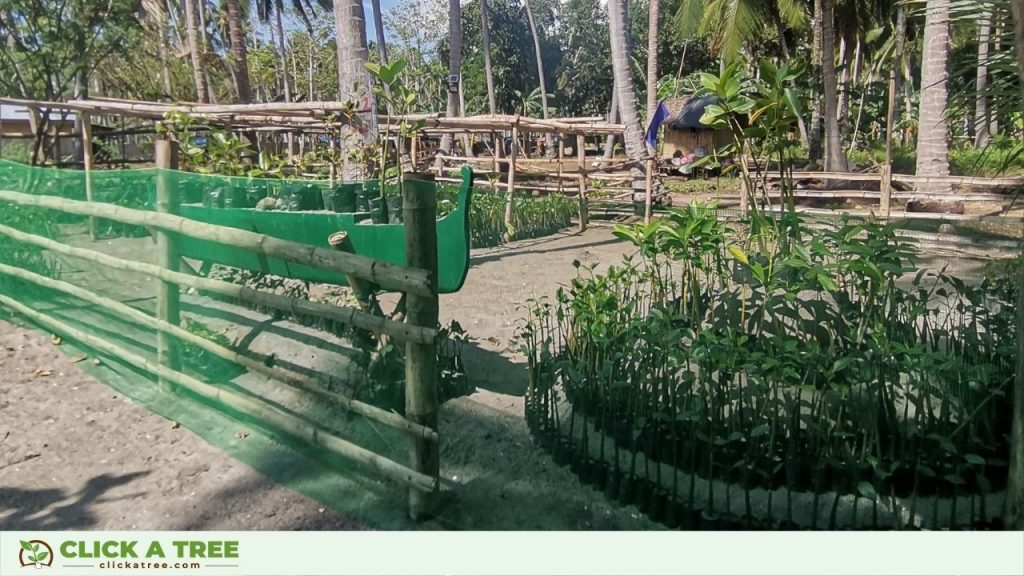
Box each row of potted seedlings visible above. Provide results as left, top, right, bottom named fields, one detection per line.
left=198, top=179, right=404, bottom=224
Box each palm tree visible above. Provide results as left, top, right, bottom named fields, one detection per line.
left=481, top=0, right=497, bottom=115
left=673, top=0, right=807, bottom=62
left=820, top=0, right=847, bottom=171
left=608, top=0, right=649, bottom=197
left=183, top=0, right=210, bottom=102
left=974, top=13, right=992, bottom=147
left=333, top=0, right=372, bottom=179
left=225, top=0, right=252, bottom=102
left=440, top=0, right=463, bottom=154
left=524, top=0, right=554, bottom=157
left=915, top=0, right=951, bottom=185
left=646, top=0, right=660, bottom=124
left=371, top=0, right=389, bottom=65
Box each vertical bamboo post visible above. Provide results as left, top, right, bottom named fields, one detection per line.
left=155, top=139, right=180, bottom=392
left=884, top=72, right=897, bottom=219
left=81, top=113, right=97, bottom=240
left=490, top=131, right=499, bottom=174
left=402, top=172, right=439, bottom=521
left=739, top=176, right=750, bottom=214
left=329, top=137, right=337, bottom=183
left=879, top=164, right=892, bottom=219
left=410, top=135, right=419, bottom=169
left=644, top=157, right=654, bottom=223
left=576, top=134, right=588, bottom=231
left=504, top=126, right=518, bottom=241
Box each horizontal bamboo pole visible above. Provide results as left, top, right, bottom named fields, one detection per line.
left=0, top=262, right=437, bottom=442
left=0, top=223, right=436, bottom=346
left=0, top=293, right=437, bottom=493
left=758, top=169, right=1024, bottom=189
left=0, top=189, right=433, bottom=297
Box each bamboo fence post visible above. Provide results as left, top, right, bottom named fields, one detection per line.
left=402, top=172, right=440, bottom=520
left=81, top=113, right=97, bottom=239
left=410, top=135, right=418, bottom=168
left=154, top=138, right=180, bottom=392
left=739, top=176, right=750, bottom=214
left=880, top=164, right=893, bottom=219
left=504, top=125, right=518, bottom=242
left=576, top=135, right=588, bottom=231
left=644, top=157, right=654, bottom=223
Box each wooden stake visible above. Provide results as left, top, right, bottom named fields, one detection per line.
left=880, top=163, right=893, bottom=219
left=644, top=157, right=654, bottom=223
left=81, top=113, right=97, bottom=240
left=577, top=135, right=588, bottom=231
left=504, top=125, right=518, bottom=242
left=739, top=177, right=750, bottom=214
left=402, top=172, right=440, bottom=520
left=155, top=139, right=180, bottom=392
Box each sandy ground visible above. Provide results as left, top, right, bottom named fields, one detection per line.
left=0, top=220, right=994, bottom=531
left=1, top=226, right=660, bottom=531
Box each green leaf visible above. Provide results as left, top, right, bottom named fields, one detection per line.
left=857, top=481, right=877, bottom=500
left=964, top=453, right=986, bottom=466
left=20, top=541, right=33, bottom=552
left=35, top=551, right=48, bottom=562
left=728, top=245, right=749, bottom=265
left=750, top=424, right=770, bottom=438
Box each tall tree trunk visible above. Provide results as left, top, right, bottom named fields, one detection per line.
left=809, top=0, right=823, bottom=164
left=481, top=0, right=497, bottom=115
left=821, top=0, right=847, bottom=172
left=371, top=0, right=388, bottom=64
left=226, top=0, right=251, bottom=103
left=308, top=39, right=315, bottom=100
left=974, top=15, right=992, bottom=148
left=892, top=5, right=907, bottom=131
left=646, top=0, right=659, bottom=125
left=440, top=0, right=463, bottom=154
left=604, top=88, right=619, bottom=159
left=275, top=8, right=292, bottom=102
left=159, top=8, right=173, bottom=97
left=608, top=0, right=649, bottom=196
left=1004, top=0, right=1024, bottom=532
left=183, top=0, right=210, bottom=102
left=198, top=1, right=217, bottom=103
left=524, top=0, right=554, bottom=157
left=915, top=0, right=951, bottom=188
left=991, top=17, right=1004, bottom=136
left=333, top=0, right=373, bottom=179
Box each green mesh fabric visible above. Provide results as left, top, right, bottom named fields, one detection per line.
left=0, top=159, right=461, bottom=521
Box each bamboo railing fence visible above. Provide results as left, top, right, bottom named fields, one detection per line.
left=0, top=139, right=443, bottom=520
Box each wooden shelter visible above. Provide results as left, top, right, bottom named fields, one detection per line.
left=660, top=96, right=733, bottom=164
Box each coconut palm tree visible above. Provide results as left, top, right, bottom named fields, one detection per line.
left=524, top=0, right=554, bottom=157
left=820, top=0, right=847, bottom=171
left=225, top=0, right=252, bottom=102
left=481, top=0, right=497, bottom=115
left=974, top=13, right=992, bottom=147
left=647, top=0, right=660, bottom=124
left=915, top=0, right=951, bottom=184
left=333, top=0, right=372, bottom=180
left=370, top=0, right=389, bottom=65
left=608, top=0, right=649, bottom=196
left=183, top=0, right=210, bottom=102
left=440, top=0, right=463, bottom=154
left=673, top=0, right=807, bottom=62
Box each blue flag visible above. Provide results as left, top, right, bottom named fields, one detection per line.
left=645, top=100, right=671, bottom=150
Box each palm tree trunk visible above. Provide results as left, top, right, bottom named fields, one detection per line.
left=892, top=4, right=907, bottom=129
left=646, top=0, right=659, bottom=123
left=608, top=0, right=649, bottom=196
left=371, top=0, right=389, bottom=64
left=275, top=8, right=292, bottom=102
left=226, top=0, right=251, bottom=103
left=974, top=14, right=992, bottom=148
left=821, top=0, right=847, bottom=172
left=183, top=0, right=210, bottom=102
left=524, top=0, right=555, bottom=157
left=197, top=1, right=217, bottom=103
left=334, top=0, right=373, bottom=179
left=915, top=0, right=951, bottom=187
left=440, top=0, right=463, bottom=154
left=809, top=0, right=823, bottom=163
left=604, top=88, right=619, bottom=159
left=481, top=0, right=497, bottom=115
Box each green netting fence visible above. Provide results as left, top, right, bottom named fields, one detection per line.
left=0, top=158, right=454, bottom=520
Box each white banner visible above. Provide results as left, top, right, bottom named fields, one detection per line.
left=2, top=531, right=1022, bottom=576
